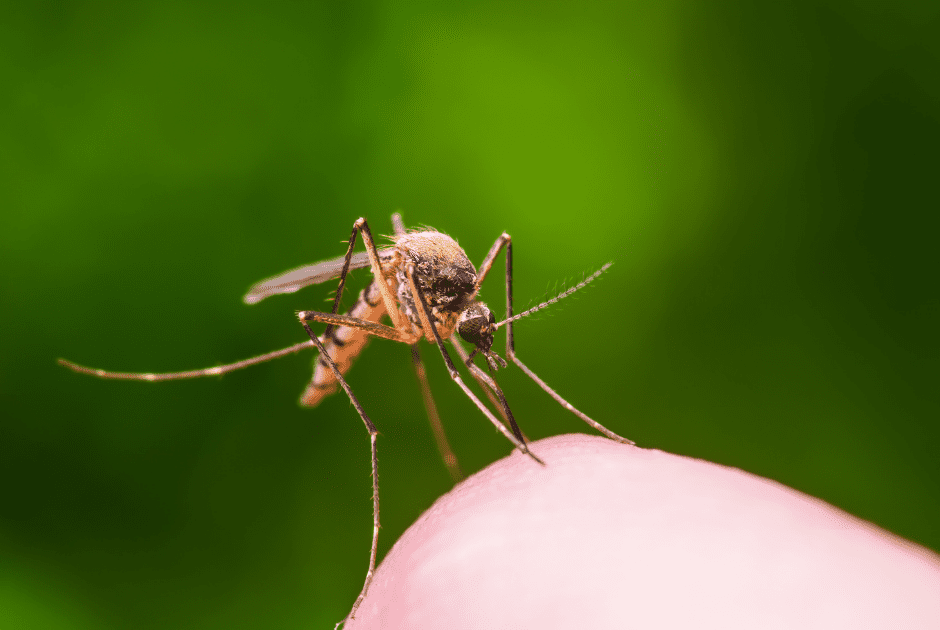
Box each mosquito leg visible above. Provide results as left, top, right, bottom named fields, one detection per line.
left=296, top=319, right=380, bottom=629
left=500, top=239, right=635, bottom=445
left=296, top=310, right=417, bottom=409
left=509, top=356, right=634, bottom=444
left=469, top=232, right=532, bottom=441
left=474, top=232, right=510, bottom=292
left=321, top=217, right=403, bottom=333
left=463, top=359, right=528, bottom=446
left=450, top=338, right=534, bottom=445
left=404, top=263, right=543, bottom=465
left=354, top=218, right=403, bottom=330
left=411, top=344, right=463, bottom=482
left=323, top=222, right=363, bottom=340
left=301, top=216, right=404, bottom=404
left=57, top=341, right=316, bottom=381
left=297, top=311, right=415, bottom=344
left=449, top=338, right=510, bottom=427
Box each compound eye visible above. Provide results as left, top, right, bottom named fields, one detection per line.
left=457, top=315, right=487, bottom=344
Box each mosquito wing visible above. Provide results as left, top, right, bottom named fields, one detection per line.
left=243, top=249, right=392, bottom=304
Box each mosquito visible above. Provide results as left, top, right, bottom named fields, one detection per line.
left=59, top=213, right=633, bottom=628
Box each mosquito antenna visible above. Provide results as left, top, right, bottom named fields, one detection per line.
left=57, top=340, right=315, bottom=381
left=495, top=262, right=612, bottom=329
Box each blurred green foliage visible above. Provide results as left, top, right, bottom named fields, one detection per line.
left=2, top=1, right=937, bottom=628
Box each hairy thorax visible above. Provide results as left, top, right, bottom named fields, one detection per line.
left=390, top=231, right=478, bottom=342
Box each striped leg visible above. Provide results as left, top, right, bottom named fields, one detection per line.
left=296, top=317, right=380, bottom=630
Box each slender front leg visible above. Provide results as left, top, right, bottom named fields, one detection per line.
left=405, top=262, right=543, bottom=465
left=296, top=316, right=381, bottom=629
left=463, top=358, right=528, bottom=447
left=449, top=338, right=533, bottom=444
left=500, top=238, right=635, bottom=445
left=449, top=338, right=509, bottom=426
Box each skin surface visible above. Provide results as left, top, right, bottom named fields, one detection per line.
left=346, top=434, right=940, bottom=629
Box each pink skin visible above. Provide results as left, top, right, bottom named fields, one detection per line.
left=346, top=434, right=940, bottom=629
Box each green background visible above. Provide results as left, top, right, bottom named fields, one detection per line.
left=2, top=2, right=937, bottom=628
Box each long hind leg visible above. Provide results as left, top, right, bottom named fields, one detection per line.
left=296, top=317, right=380, bottom=629
left=58, top=342, right=316, bottom=381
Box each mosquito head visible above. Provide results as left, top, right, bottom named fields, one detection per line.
left=457, top=301, right=507, bottom=370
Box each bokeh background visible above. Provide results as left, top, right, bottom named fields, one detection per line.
left=2, top=2, right=937, bottom=628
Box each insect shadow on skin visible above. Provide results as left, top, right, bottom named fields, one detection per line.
left=58, top=212, right=631, bottom=628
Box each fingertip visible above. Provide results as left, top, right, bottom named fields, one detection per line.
left=346, top=434, right=940, bottom=629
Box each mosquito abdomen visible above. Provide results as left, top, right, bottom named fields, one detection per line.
left=301, top=279, right=388, bottom=407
